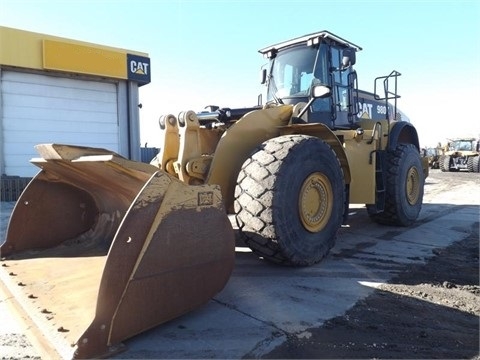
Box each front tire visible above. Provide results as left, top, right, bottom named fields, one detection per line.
left=467, top=156, right=480, bottom=172
left=368, top=143, right=424, bottom=226
left=474, top=157, right=480, bottom=172
left=441, top=155, right=451, bottom=172
left=234, top=135, right=345, bottom=266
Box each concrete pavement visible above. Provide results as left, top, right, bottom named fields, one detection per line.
left=118, top=204, right=478, bottom=358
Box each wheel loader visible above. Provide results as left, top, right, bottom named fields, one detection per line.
left=439, top=137, right=480, bottom=172
left=0, top=31, right=427, bottom=359
left=425, top=146, right=444, bottom=169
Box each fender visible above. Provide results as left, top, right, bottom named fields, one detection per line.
left=207, top=105, right=293, bottom=212
left=280, top=122, right=351, bottom=185
left=386, top=121, right=428, bottom=178
left=388, top=121, right=420, bottom=151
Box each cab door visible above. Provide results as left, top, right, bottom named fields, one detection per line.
left=330, top=46, right=357, bottom=127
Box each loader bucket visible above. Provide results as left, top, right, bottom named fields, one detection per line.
left=0, top=144, right=235, bottom=359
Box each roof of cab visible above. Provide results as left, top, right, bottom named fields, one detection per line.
left=258, top=30, right=362, bottom=54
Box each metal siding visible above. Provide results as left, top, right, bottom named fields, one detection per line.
left=1, top=71, right=119, bottom=177
left=117, top=81, right=129, bottom=158
left=127, top=81, right=141, bottom=161
left=0, top=68, right=4, bottom=175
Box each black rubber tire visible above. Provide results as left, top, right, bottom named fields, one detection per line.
left=471, top=156, right=480, bottom=172
left=368, top=143, right=424, bottom=226
left=467, top=157, right=474, bottom=172
left=467, top=156, right=480, bottom=172
left=441, top=155, right=451, bottom=172
left=438, top=155, right=445, bottom=171
left=234, top=134, right=345, bottom=266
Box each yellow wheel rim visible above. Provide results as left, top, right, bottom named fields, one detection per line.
left=298, top=172, right=333, bottom=233
left=406, top=166, right=420, bottom=205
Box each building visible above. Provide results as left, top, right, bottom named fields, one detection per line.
left=0, top=26, right=151, bottom=200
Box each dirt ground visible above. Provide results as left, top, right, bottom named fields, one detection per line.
left=263, top=170, right=480, bottom=360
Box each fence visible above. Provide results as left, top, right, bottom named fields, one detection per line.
left=1, top=176, right=32, bottom=202
left=140, top=147, right=159, bottom=163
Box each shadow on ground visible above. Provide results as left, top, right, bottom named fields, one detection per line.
left=260, top=223, right=480, bottom=359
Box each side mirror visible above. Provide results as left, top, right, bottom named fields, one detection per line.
left=312, top=84, right=332, bottom=98
left=342, top=48, right=356, bottom=67
left=260, top=68, right=267, bottom=84
left=295, top=84, right=332, bottom=120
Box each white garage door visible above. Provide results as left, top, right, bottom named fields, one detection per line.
left=2, top=71, right=119, bottom=177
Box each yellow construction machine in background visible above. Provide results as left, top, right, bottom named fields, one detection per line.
left=439, top=137, right=480, bottom=172
left=1, top=31, right=426, bottom=359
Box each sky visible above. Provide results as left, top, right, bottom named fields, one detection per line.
left=1, top=0, right=479, bottom=148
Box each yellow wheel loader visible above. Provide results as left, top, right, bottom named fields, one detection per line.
left=439, top=138, right=480, bottom=172
left=1, top=31, right=427, bottom=359
left=425, top=146, right=444, bottom=169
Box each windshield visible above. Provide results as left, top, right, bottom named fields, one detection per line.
left=266, top=45, right=326, bottom=102
left=449, top=140, right=473, bottom=151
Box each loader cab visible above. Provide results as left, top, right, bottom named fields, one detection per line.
left=260, top=31, right=361, bottom=129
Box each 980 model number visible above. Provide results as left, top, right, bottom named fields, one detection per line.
left=377, top=105, right=387, bottom=114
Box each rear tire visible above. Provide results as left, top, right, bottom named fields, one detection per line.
left=368, top=143, right=424, bottom=226
left=234, top=135, right=345, bottom=266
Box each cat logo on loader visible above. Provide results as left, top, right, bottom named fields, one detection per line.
left=1, top=31, right=427, bottom=359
